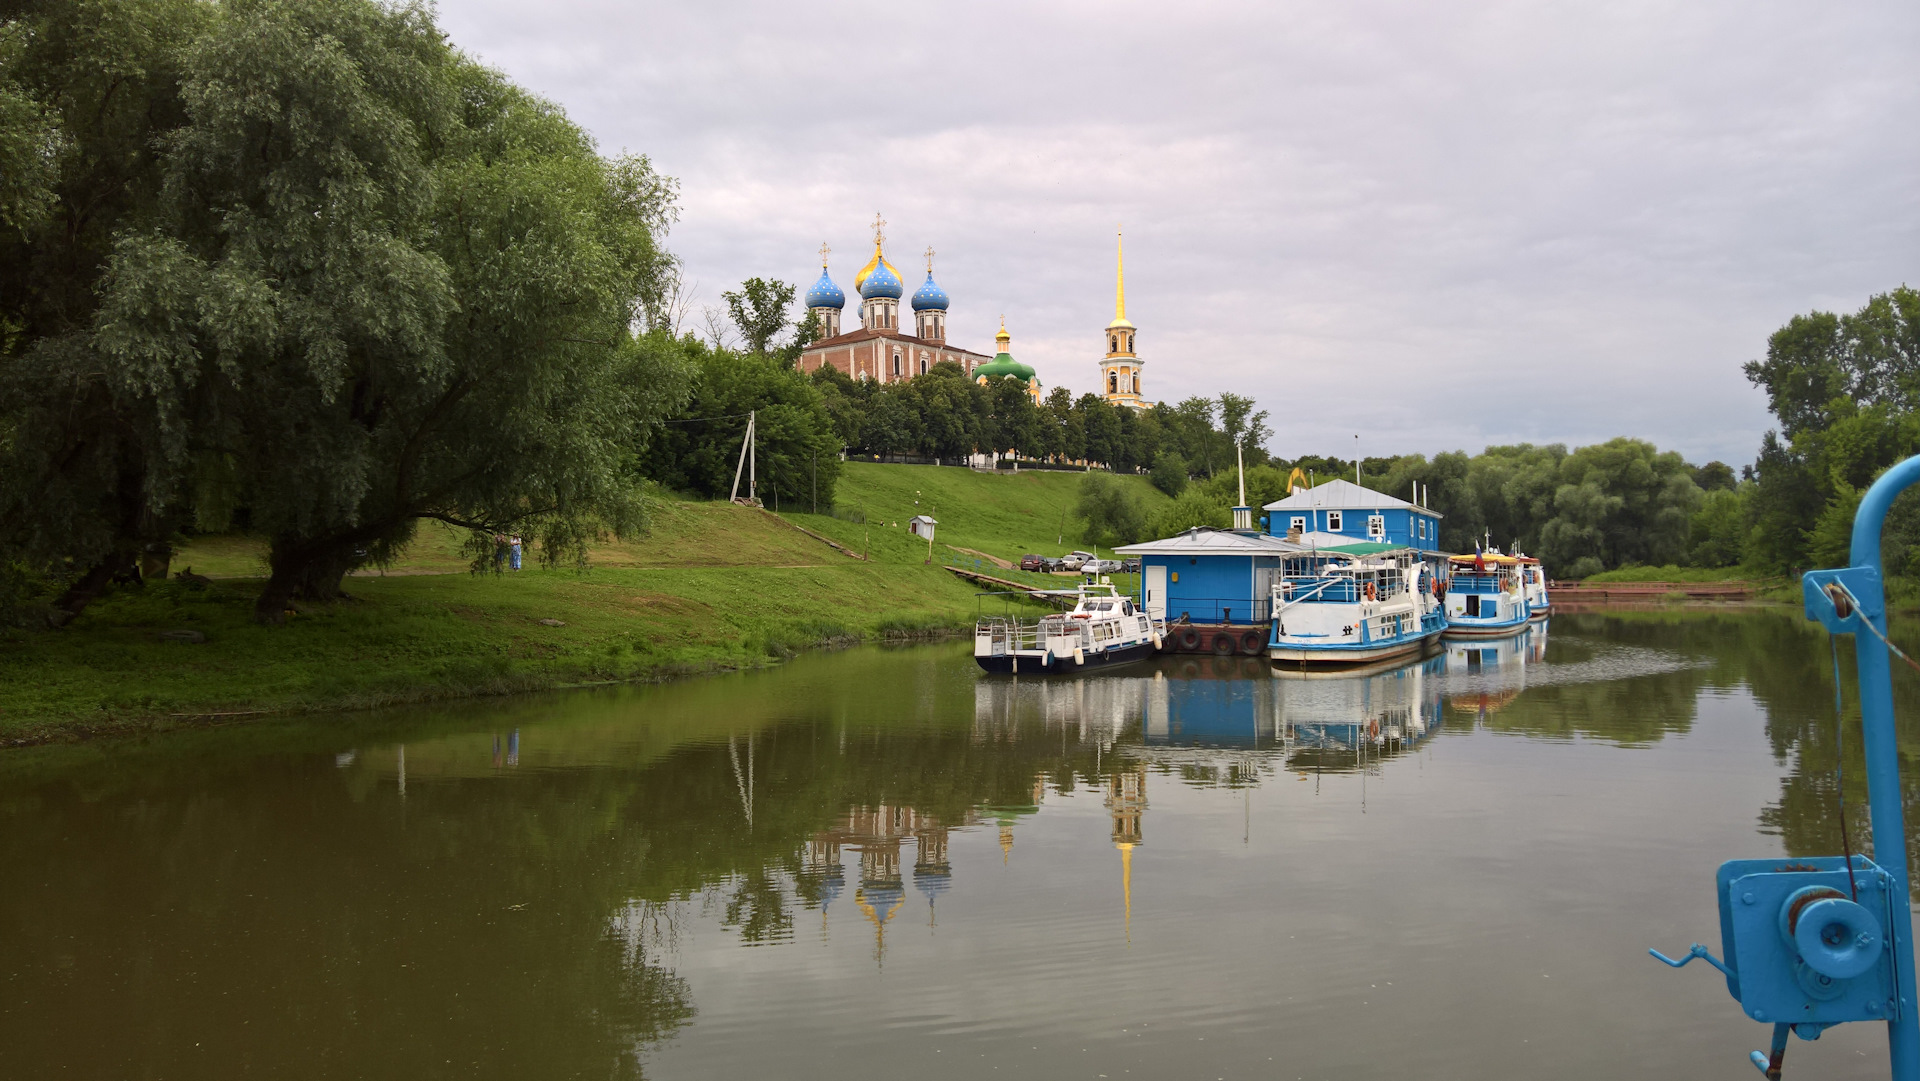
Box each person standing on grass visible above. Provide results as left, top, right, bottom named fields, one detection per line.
left=493, top=533, right=508, bottom=572
left=509, top=535, right=523, bottom=571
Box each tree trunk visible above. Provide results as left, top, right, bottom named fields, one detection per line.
left=45, top=549, right=138, bottom=628
left=254, top=537, right=361, bottom=625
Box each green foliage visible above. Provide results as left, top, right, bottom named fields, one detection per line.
left=1689, top=485, right=1752, bottom=568
left=723, top=277, right=796, bottom=355
left=643, top=340, right=839, bottom=507
left=1744, top=287, right=1920, bottom=573
left=1150, top=451, right=1187, bottom=497
left=1075, top=472, right=1146, bottom=547
left=1, top=0, right=686, bottom=624
left=1151, top=489, right=1229, bottom=537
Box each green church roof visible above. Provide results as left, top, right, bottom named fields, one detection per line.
left=974, top=351, right=1035, bottom=382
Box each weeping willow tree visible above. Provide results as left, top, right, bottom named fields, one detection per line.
left=1, top=0, right=688, bottom=625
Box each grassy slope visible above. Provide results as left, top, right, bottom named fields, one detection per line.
left=2, top=465, right=1155, bottom=739
left=0, top=499, right=1002, bottom=739
left=782, top=460, right=1169, bottom=565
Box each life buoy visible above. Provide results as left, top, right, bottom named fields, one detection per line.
left=1364, top=581, right=1377, bottom=601
left=1240, top=630, right=1264, bottom=654
left=1178, top=627, right=1202, bottom=651
left=1211, top=632, right=1236, bottom=655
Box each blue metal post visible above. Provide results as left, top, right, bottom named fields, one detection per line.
left=1849, top=456, right=1920, bottom=1079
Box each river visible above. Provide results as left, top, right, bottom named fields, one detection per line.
left=2, top=608, right=1913, bottom=1079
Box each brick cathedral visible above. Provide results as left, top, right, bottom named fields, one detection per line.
left=794, top=215, right=1149, bottom=410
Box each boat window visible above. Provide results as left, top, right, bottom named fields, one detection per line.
left=1327, top=511, right=1343, bottom=531
left=1368, top=515, right=1384, bottom=538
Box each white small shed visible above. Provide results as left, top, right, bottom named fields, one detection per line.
left=908, top=515, right=938, bottom=540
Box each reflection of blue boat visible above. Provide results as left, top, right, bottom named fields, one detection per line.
left=1437, top=621, right=1545, bottom=719
left=1272, top=654, right=1445, bottom=759
left=1268, top=545, right=1446, bottom=666
left=1443, top=551, right=1532, bottom=638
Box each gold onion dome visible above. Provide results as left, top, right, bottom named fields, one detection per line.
left=855, top=240, right=903, bottom=300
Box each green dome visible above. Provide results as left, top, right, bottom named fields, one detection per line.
left=974, top=351, right=1036, bottom=382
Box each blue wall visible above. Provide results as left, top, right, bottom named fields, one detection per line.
left=1265, top=505, right=1443, bottom=552
left=1145, top=554, right=1258, bottom=624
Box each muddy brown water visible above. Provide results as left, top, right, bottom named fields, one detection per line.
left=2, top=609, right=1913, bottom=1079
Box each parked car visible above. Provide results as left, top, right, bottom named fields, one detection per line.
left=1042, top=557, right=1069, bottom=573
left=1019, top=554, right=1046, bottom=572
left=1120, top=558, right=1141, bottom=574
left=1082, top=559, right=1124, bottom=575
left=1060, top=550, right=1098, bottom=570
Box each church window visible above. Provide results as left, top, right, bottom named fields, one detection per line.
left=893, top=354, right=901, bottom=376
left=1109, top=373, right=1118, bottom=393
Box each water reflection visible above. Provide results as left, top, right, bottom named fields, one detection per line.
left=7, top=609, right=1920, bottom=1079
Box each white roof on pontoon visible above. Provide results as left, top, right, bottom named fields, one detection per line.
left=1115, top=528, right=1305, bottom=557
left=1262, top=478, right=1442, bottom=516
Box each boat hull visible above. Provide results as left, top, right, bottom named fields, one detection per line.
left=1269, top=628, right=1442, bottom=668
left=974, top=639, right=1157, bottom=675
left=1442, top=617, right=1532, bottom=639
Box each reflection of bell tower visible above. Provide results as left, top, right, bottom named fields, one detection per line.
left=802, top=836, right=845, bottom=930
left=1106, top=763, right=1148, bottom=941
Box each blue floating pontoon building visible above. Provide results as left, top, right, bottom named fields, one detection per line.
left=1115, top=526, right=1304, bottom=656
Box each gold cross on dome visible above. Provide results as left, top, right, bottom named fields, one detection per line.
left=871, top=212, right=887, bottom=248
left=818, top=241, right=831, bottom=266
left=924, top=246, right=935, bottom=273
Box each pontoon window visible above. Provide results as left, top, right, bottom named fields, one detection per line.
left=1327, top=511, right=1343, bottom=532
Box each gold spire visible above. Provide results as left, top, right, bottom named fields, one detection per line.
left=854, top=212, right=895, bottom=291
left=924, top=245, right=935, bottom=274
left=1118, top=841, right=1134, bottom=945
left=818, top=241, right=831, bottom=268
left=1107, top=227, right=1135, bottom=331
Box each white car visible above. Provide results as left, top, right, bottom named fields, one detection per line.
left=1060, top=551, right=1098, bottom=570
left=1082, top=559, right=1124, bottom=574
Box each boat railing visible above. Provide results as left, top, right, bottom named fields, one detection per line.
left=977, top=616, right=1095, bottom=654
left=1447, top=573, right=1502, bottom=593
left=1156, top=596, right=1272, bottom=624
left=1279, top=576, right=1360, bottom=604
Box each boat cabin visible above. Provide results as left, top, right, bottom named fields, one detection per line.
left=1262, top=479, right=1444, bottom=553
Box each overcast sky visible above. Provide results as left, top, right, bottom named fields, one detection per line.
left=435, top=0, right=1915, bottom=465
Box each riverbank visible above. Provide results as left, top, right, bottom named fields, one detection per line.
left=0, top=495, right=1012, bottom=744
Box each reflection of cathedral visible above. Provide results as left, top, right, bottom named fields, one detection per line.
left=807, top=804, right=968, bottom=959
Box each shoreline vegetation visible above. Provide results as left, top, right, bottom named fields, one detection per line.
left=0, top=464, right=1160, bottom=744
left=0, top=461, right=1807, bottom=748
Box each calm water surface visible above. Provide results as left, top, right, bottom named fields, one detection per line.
left=5, top=609, right=1917, bottom=1079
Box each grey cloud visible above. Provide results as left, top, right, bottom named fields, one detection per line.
left=438, top=0, right=1917, bottom=463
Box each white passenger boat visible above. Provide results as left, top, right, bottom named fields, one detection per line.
left=975, top=584, right=1164, bottom=675
left=1267, top=545, right=1445, bottom=667
left=1443, top=550, right=1532, bottom=638
left=1519, top=556, right=1551, bottom=620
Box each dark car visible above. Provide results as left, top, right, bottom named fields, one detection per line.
left=1121, top=558, right=1141, bottom=574
left=1019, top=553, right=1046, bottom=572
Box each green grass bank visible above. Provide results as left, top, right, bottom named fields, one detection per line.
left=1, top=462, right=1146, bottom=741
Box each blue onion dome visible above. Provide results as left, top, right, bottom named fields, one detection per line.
left=804, top=266, right=845, bottom=310
left=859, top=257, right=903, bottom=300
left=911, top=271, right=949, bottom=311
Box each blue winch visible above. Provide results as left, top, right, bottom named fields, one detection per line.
left=1652, top=454, right=1920, bottom=1081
